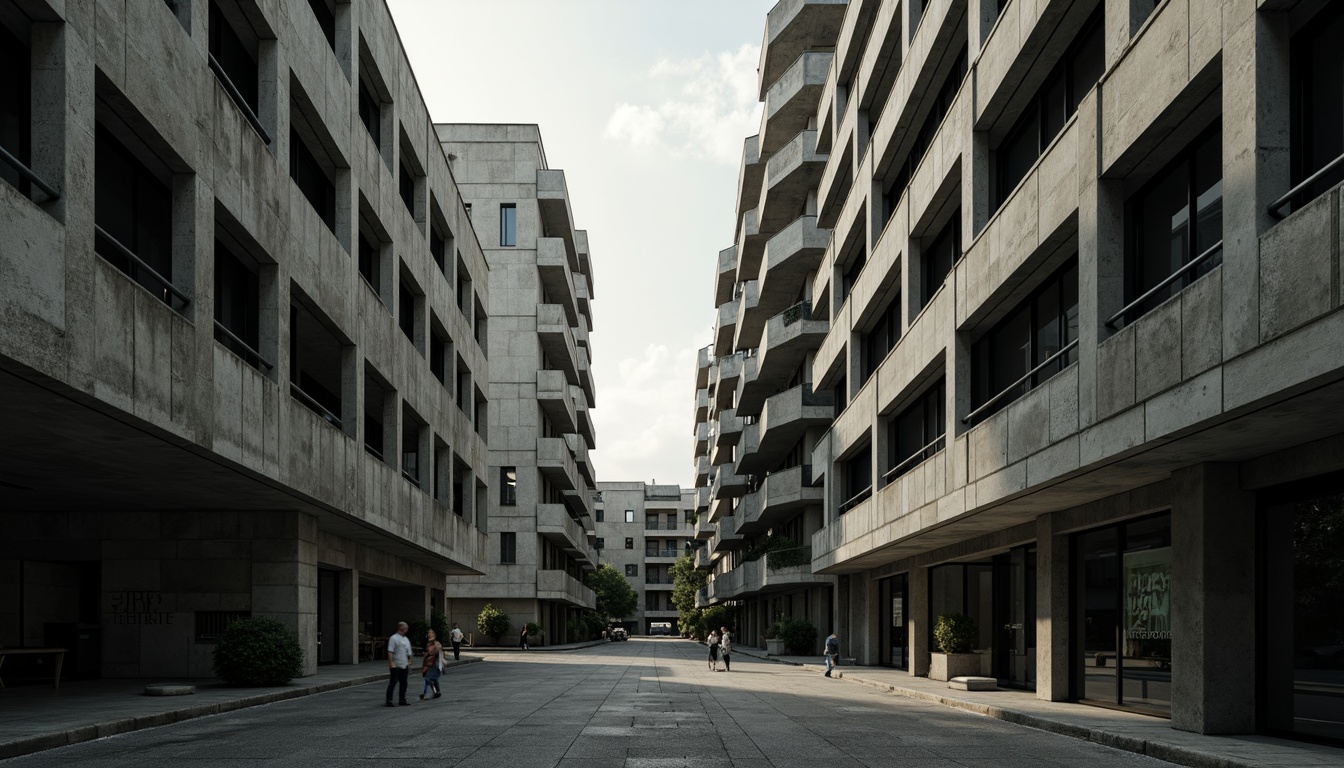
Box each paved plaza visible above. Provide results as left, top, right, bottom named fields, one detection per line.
left=2, top=639, right=1170, bottom=768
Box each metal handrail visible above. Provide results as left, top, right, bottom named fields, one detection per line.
left=364, top=444, right=383, bottom=461
left=401, top=469, right=419, bottom=484
left=1105, top=241, right=1223, bottom=329
left=838, top=485, right=872, bottom=514
left=961, top=339, right=1080, bottom=425
left=94, top=224, right=191, bottom=307
left=1268, top=152, right=1344, bottom=218
left=213, top=320, right=274, bottom=370
left=883, top=435, right=947, bottom=480
left=207, top=53, right=272, bottom=145
left=0, top=144, right=59, bottom=200
left=288, top=382, right=342, bottom=427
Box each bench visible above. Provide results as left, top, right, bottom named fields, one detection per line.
left=0, top=648, right=67, bottom=689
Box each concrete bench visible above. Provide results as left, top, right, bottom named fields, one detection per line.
left=948, top=676, right=998, bottom=691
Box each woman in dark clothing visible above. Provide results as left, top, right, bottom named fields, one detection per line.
left=519, top=626, right=529, bottom=650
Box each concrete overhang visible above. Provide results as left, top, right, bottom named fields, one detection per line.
left=536, top=169, right=580, bottom=272
left=756, top=216, right=829, bottom=312
left=761, top=52, right=833, bottom=155
left=735, top=135, right=765, bottom=229
left=536, top=237, right=579, bottom=326
left=536, top=304, right=579, bottom=384
left=716, top=245, right=738, bottom=306
left=758, top=129, right=826, bottom=235
left=738, top=384, right=835, bottom=476
left=758, top=0, right=848, bottom=101
left=537, top=370, right=577, bottom=434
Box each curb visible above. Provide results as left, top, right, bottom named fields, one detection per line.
left=0, top=657, right=482, bottom=760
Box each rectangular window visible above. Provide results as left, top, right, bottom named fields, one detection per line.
left=397, top=280, right=415, bottom=342
left=398, top=159, right=415, bottom=216
left=499, top=203, right=516, bottom=247
left=358, top=77, right=381, bottom=149
left=1121, top=125, right=1222, bottom=326
left=625, top=537, right=634, bottom=549
left=596, top=509, right=604, bottom=522
left=500, top=467, right=517, bottom=506
left=305, top=0, right=336, bottom=51
left=970, top=258, right=1079, bottom=422
left=357, top=230, right=381, bottom=295
left=595, top=537, right=604, bottom=550
left=94, top=126, right=176, bottom=307
left=921, top=211, right=960, bottom=310
left=363, top=373, right=386, bottom=461
left=214, top=237, right=263, bottom=370
left=0, top=19, right=32, bottom=199
left=430, top=328, right=447, bottom=386
left=839, top=444, right=872, bottom=513
left=209, top=1, right=260, bottom=117
left=289, top=127, right=336, bottom=232
left=430, top=226, right=447, bottom=275
left=881, top=45, right=968, bottom=225
left=994, top=10, right=1103, bottom=210
left=500, top=531, right=516, bottom=564
left=840, top=248, right=867, bottom=306
left=401, top=410, right=420, bottom=485
left=886, top=377, right=945, bottom=482
left=860, top=298, right=901, bottom=384
left=626, top=564, right=639, bottom=577
left=1286, top=4, right=1344, bottom=215
left=625, top=510, right=635, bottom=523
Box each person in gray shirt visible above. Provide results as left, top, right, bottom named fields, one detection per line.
left=385, top=621, right=412, bottom=706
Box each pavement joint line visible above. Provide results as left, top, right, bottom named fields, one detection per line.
left=728, top=645, right=1282, bottom=768
left=0, top=657, right=484, bottom=761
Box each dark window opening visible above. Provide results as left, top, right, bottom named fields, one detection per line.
left=861, top=297, right=901, bottom=384
left=501, top=466, right=517, bottom=506
left=455, top=357, right=470, bottom=414
left=970, top=257, right=1078, bottom=423
left=305, top=0, right=336, bottom=51
left=430, top=325, right=448, bottom=387
left=358, top=227, right=381, bottom=297
left=500, top=203, right=517, bottom=247
left=209, top=1, right=260, bottom=115
left=363, top=372, right=387, bottom=462
left=840, top=247, right=867, bottom=306
left=401, top=404, right=421, bottom=485
left=397, top=279, right=416, bottom=343
left=1121, top=125, right=1222, bottom=327
left=358, top=75, right=381, bottom=148
left=456, top=259, right=472, bottom=316
left=595, top=537, right=604, bottom=550
left=881, top=44, right=968, bottom=225
left=0, top=18, right=33, bottom=199
left=499, top=531, right=516, bottom=564
left=1286, top=3, right=1344, bottom=216
left=94, top=125, right=177, bottom=307
left=626, top=564, right=639, bottom=577
left=625, top=537, right=634, bottom=549
left=473, top=387, right=487, bottom=439
left=289, top=297, right=345, bottom=427
left=839, top=444, right=873, bottom=513
left=920, top=209, right=961, bottom=310
left=430, top=225, right=447, bottom=275
left=887, top=377, right=945, bottom=482
left=452, top=456, right=468, bottom=517
left=214, top=236, right=263, bottom=370
left=289, top=126, right=336, bottom=232
left=399, top=158, right=415, bottom=216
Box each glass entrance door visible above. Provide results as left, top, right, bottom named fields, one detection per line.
left=994, top=546, right=1036, bottom=689
left=879, top=574, right=908, bottom=668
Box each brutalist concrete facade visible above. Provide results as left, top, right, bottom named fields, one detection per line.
left=699, top=0, right=1344, bottom=743
left=436, top=124, right=599, bottom=646
left=0, top=0, right=491, bottom=679
left=594, top=482, right=696, bottom=635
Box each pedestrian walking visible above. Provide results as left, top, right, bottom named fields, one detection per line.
left=420, top=629, right=443, bottom=700
left=707, top=629, right=720, bottom=671
left=449, top=622, right=464, bottom=660
left=519, top=625, right=530, bottom=650
left=385, top=621, right=412, bottom=706
left=823, top=631, right=840, bottom=677
left=719, top=626, right=732, bottom=672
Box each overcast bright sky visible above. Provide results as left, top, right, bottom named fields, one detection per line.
left=387, top=0, right=775, bottom=489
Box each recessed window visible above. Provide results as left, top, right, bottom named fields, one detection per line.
left=397, top=279, right=416, bottom=343
left=94, top=126, right=178, bottom=308
left=860, top=298, right=901, bottom=384
left=500, top=203, right=517, bottom=247
left=1121, top=126, right=1222, bottom=327
left=430, top=225, right=448, bottom=276
left=289, top=296, right=345, bottom=429
left=289, top=127, right=336, bottom=233
left=596, top=509, right=604, bottom=522
left=214, top=236, right=264, bottom=371
left=881, top=44, right=968, bottom=225
left=208, top=0, right=269, bottom=144
left=501, top=467, right=517, bottom=506
left=840, top=246, right=866, bottom=306
left=840, top=444, right=873, bottom=513
left=430, top=324, right=448, bottom=387
left=399, top=159, right=415, bottom=217
left=358, top=77, right=380, bottom=149
left=0, top=18, right=34, bottom=200
left=626, top=564, right=639, bottom=577
left=625, top=510, right=635, bottom=523
left=887, top=378, right=945, bottom=482
left=971, top=258, right=1078, bottom=423
left=1284, top=3, right=1344, bottom=216
left=500, top=531, right=516, bottom=564
left=595, top=537, right=604, bottom=550
left=358, top=229, right=381, bottom=296
left=305, top=0, right=336, bottom=51
left=401, top=403, right=422, bottom=486
left=920, top=210, right=960, bottom=310
left=456, top=258, right=472, bottom=316
left=625, top=537, right=634, bottom=550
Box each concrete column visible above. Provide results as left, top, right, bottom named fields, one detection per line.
left=909, top=565, right=929, bottom=676
left=859, top=571, right=880, bottom=665
left=338, top=568, right=358, bottom=664
left=251, top=511, right=320, bottom=677
left=1035, top=514, right=1070, bottom=701
left=1170, top=463, right=1256, bottom=734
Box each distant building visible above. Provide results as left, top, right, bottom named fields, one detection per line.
left=0, top=0, right=489, bottom=678
left=696, top=0, right=1344, bottom=745
left=437, top=124, right=600, bottom=645
left=594, top=483, right=696, bottom=635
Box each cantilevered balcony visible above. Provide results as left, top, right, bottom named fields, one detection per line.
left=758, top=464, right=821, bottom=528
left=739, top=384, right=835, bottom=475
left=537, top=237, right=580, bottom=326
left=563, top=487, right=595, bottom=524
left=757, top=130, right=824, bottom=235
left=695, top=485, right=710, bottom=513
left=537, top=370, right=577, bottom=434
left=694, top=546, right=712, bottom=570
left=711, top=466, right=749, bottom=500
left=715, top=353, right=744, bottom=410
left=716, top=409, right=744, bottom=448
left=536, top=169, right=580, bottom=271
left=733, top=490, right=764, bottom=536
left=694, top=387, right=710, bottom=423
left=695, top=516, right=715, bottom=540
left=760, top=52, right=832, bottom=155
left=574, top=385, right=596, bottom=449
left=754, top=216, right=828, bottom=319
left=537, top=569, right=595, bottom=609
left=711, top=523, right=745, bottom=553
left=696, top=344, right=713, bottom=389
left=694, top=421, right=710, bottom=458
left=757, top=0, right=848, bottom=100
left=731, top=281, right=761, bottom=354
left=577, top=346, right=596, bottom=406
left=714, top=246, right=738, bottom=308
left=713, top=300, right=739, bottom=357
left=718, top=559, right=762, bottom=600
left=575, top=271, right=593, bottom=325
left=537, top=304, right=579, bottom=383
left=564, top=433, right=595, bottom=488
left=738, top=304, right=828, bottom=416
left=538, top=436, right=579, bottom=491
left=736, top=208, right=768, bottom=286
left=538, top=503, right=595, bottom=567
left=736, top=135, right=765, bottom=230
left=695, top=455, right=711, bottom=486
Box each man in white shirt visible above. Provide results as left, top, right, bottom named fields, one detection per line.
left=449, top=623, right=465, bottom=660
left=385, top=621, right=413, bottom=706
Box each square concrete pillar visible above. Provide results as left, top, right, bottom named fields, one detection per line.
left=250, top=511, right=320, bottom=676
left=338, top=568, right=358, bottom=664
left=1170, top=463, right=1256, bottom=734
left=1036, top=514, right=1071, bottom=701
left=909, top=565, right=930, bottom=676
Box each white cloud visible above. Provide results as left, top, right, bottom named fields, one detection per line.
left=591, top=342, right=700, bottom=486
left=604, top=43, right=763, bottom=166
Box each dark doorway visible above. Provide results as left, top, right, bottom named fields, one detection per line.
left=879, top=574, right=908, bottom=668
left=317, top=568, right=339, bottom=665
left=929, top=544, right=1036, bottom=688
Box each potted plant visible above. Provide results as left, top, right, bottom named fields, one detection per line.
left=930, top=613, right=980, bottom=681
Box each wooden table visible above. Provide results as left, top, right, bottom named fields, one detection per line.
left=0, top=648, right=67, bottom=689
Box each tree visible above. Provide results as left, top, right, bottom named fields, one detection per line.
left=670, top=552, right=709, bottom=637
left=585, top=563, right=638, bottom=620
left=477, top=603, right=511, bottom=645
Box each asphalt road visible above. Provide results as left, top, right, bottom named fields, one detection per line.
left=3, top=638, right=1172, bottom=767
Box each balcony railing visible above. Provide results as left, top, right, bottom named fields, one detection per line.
left=94, top=224, right=191, bottom=310
left=780, top=299, right=811, bottom=326
left=838, top=485, right=872, bottom=514
left=0, top=143, right=59, bottom=201
left=644, top=548, right=682, bottom=558
left=289, top=383, right=342, bottom=428
left=207, top=52, right=272, bottom=145
left=962, top=341, right=1077, bottom=425
left=214, top=320, right=274, bottom=371
left=883, top=436, right=946, bottom=483
left=1105, top=241, right=1223, bottom=330
left=1269, top=151, right=1344, bottom=218
left=644, top=521, right=680, bottom=531
left=645, top=575, right=674, bottom=585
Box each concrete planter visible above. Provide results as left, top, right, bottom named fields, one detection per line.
left=766, top=638, right=787, bottom=656
left=929, top=653, right=980, bottom=682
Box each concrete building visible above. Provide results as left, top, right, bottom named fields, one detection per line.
left=698, top=0, right=1344, bottom=746
left=692, top=0, right=844, bottom=654
left=0, top=0, right=492, bottom=679
left=437, top=124, right=600, bottom=646
left=594, top=482, right=696, bottom=635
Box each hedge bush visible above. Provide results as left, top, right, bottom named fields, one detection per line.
left=212, top=616, right=304, bottom=686
left=933, top=613, right=977, bottom=654
left=477, top=604, right=511, bottom=644
left=765, top=615, right=817, bottom=655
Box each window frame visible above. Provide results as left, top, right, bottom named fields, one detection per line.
left=499, top=202, right=517, bottom=247
left=500, top=466, right=517, bottom=506
left=499, top=531, right=516, bottom=564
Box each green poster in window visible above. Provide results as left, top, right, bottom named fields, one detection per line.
left=1124, top=547, right=1171, bottom=640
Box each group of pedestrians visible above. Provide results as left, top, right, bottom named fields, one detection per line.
left=706, top=626, right=732, bottom=671
left=385, top=621, right=466, bottom=707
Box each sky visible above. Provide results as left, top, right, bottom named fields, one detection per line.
left=387, top=0, right=776, bottom=489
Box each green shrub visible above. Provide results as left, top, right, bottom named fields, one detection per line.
left=933, top=613, right=977, bottom=654
left=525, top=621, right=542, bottom=637
left=765, top=615, right=817, bottom=655
left=212, top=616, right=304, bottom=686
left=407, top=618, right=431, bottom=647
left=477, top=604, right=511, bottom=644
left=694, top=604, right=734, bottom=641
left=430, top=609, right=450, bottom=642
